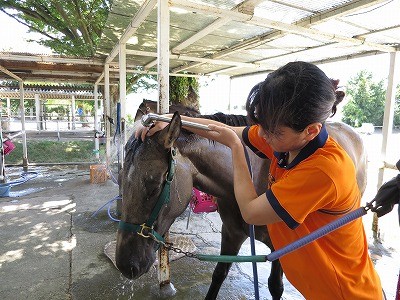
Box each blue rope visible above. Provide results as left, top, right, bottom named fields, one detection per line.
left=197, top=207, right=368, bottom=263
left=0, top=171, right=39, bottom=188
left=266, top=207, right=367, bottom=262
left=249, top=224, right=260, bottom=300
left=243, top=145, right=260, bottom=300
left=91, top=195, right=121, bottom=222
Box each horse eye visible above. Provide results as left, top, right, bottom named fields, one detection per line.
left=145, top=183, right=161, bottom=198
left=149, top=187, right=162, bottom=198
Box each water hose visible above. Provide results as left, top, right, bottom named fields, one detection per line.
left=141, top=113, right=210, bottom=131
left=0, top=171, right=39, bottom=197
left=243, top=146, right=260, bottom=300
left=197, top=206, right=367, bottom=263
left=396, top=269, right=400, bottom=300
left=91, top=195, right=121, bottom=222
left=8, top=171, right=39, bottom=186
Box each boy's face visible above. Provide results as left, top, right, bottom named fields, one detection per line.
left=257, top=125, right=310, bottom=153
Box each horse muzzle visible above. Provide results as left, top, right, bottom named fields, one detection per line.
left=115, top=231, right=157, bottom=279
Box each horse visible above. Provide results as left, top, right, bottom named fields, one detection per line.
left=115, top=112, right=367, bottom=299
left=133, top=99, right=200, bottom=122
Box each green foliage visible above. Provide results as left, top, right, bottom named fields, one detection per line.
left=75, top=100, right=94, bottom=115
left=0, top=0, right=111, bottom=56
left=169, top=77, right=199, bottom=109
left=342, top=71, right=400, bottom=127
left=1, top=2, right=201, bottom=109
left=5, top=140, right=104, bottom=164
left=126, top=73, right=157, bottom=94
left=395, top=88, right=400, bottom=125
left=1, top=98, right=94, bottom=118
left=44, top=100, right=71, bottom=117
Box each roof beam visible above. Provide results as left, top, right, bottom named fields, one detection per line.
left=171, top=0, right=395, bottom=52
left=144, top=16, right=232, bottom=70
left=0, top=53, right=104, bottom=65
left=294, top=0, right=389, bottom=26
left=105, top=0, right=157, bottom=64
left=109, top=67, right=202, bottom=77
left=217, top=0, right=390, bottom=57
left=127, top=49, right=260, bottom=69
left=144, top=0, right=264, bottom=69
left=0, top=65, right=22, bottom=81
left=170, top=0, right=394, bottom=74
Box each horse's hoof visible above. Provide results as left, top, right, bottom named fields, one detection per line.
left=159, top=282, right=177, bottom=298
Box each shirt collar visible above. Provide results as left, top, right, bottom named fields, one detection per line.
left=274, top=124, right=328, bottom=169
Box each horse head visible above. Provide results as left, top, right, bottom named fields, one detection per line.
left=116, top=112, right=194, bottom=279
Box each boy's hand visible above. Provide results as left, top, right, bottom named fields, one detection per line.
left=134, top=121, right=168, bottom=141
left=207, top=124, right=241, bottom=149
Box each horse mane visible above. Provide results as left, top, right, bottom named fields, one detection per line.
left=177, top=112, right=250, bottom=146
left=137, top=99, right=247, bottom=126
left=131, top=101, right=251, bottom=148
left=124, top=131, right=143, bottom=156
left=198, top=112, right=250, bottom=126
left=169, top=104, right=200, bottom=117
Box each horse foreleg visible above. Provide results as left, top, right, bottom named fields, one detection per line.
left=268, top=259, right=284, bottom=300
left=204, top=224, right=247, bottom=300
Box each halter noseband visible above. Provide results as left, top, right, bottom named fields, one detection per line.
left=118, top=148, right=176, bottom=244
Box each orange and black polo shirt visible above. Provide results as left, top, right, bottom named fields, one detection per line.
left=242, top=124, right=382, bottom=299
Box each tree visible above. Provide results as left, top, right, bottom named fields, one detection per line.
left=395, top=87, right=400, bottom=126
left=169, top=76, right=199, bottom=111
left=0, top=0, right=111, bottom=56
left=1, top=1, right=200, bottom=110
left=342, top=71, right=400, bottom=127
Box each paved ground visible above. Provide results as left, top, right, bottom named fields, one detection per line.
left=0, top=161, right=399, bottom=300
left=0, top=165, right=301, bottom=300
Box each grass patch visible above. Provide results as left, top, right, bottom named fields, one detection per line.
left=5, top=140, right=105, bottom=164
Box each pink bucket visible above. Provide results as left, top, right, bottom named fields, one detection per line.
left=190, top=188, right=218, bottom=214
left=3, top=140, right=15, bottom=155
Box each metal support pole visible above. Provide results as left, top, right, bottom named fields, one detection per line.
left=57, top=120, right=60, bottom=141
left=34, top=94, right=41, bottom=131
left=119, top=42, right=127, bottom=164
left=6, top=98, right=11, bottom=124
left=71, top=95, right=76, bottom=130
left=158, top=0, right=170, bottom=114
left=0, top=109, right=5, bottom=183
left=19, top=81, right=28, bottom=170
left=157, top=0, right=175, bottom=296
left=105, top=64, right=111, bottom=167
left=375, top=51, right=398, bottom=239
left=94, top=84, right=100, bottom=161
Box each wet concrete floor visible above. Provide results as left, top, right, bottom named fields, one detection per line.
left=0, top=163, right=399, bottom=299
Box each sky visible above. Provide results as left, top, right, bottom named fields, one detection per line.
left=0, top=13, right=53, bottom=54
left=0, top=11, right=398, bottom=118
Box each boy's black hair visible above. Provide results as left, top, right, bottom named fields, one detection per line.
left=246, top=61, right=344, bottom=133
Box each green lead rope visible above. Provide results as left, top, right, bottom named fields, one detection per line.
left=196, top=207, right=367, bottom=263
left=196, top=254, right=267, bottom=263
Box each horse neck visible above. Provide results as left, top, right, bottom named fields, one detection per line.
left=175, top=135, right=234, bottom=198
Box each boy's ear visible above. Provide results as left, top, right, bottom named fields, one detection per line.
left=305, top=123, right=322, bottom=140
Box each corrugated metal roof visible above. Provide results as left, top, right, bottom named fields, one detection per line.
left=1, top=0, right=398, bottom=84
left=0, top=83, right=102, bottom=100
left=96, top=0, right=400, bottom=78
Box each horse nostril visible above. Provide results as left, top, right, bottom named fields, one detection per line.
left=117, top=261, right=139, bottom=279
left=120, top=258, right=149, bottom=280
left=128, top=263, right=140, bottom=279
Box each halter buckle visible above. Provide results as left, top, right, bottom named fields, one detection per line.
left=137, top=223, right=153, bottom=238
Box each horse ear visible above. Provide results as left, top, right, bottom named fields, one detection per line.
left=158, top=111, right=181, bottom=148
left=133, top=102, right=146, bottom=122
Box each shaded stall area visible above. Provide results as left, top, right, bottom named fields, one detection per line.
left=0, top=145, right=399, bottom=299
left=1, top=1, right=400, bottom=299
